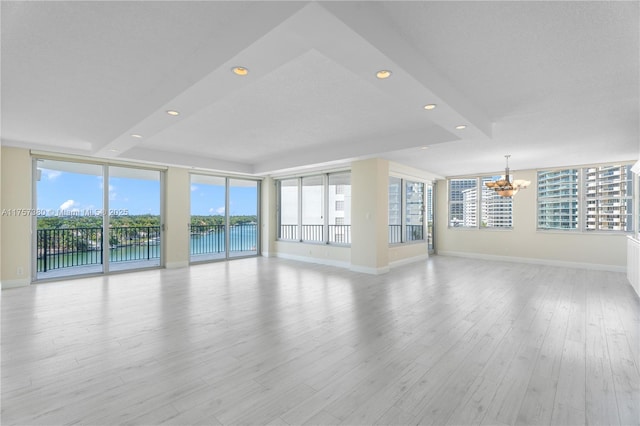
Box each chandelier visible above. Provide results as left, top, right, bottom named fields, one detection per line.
left=484, top=155, right=530, bottom=197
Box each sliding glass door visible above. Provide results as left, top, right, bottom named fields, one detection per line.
left=190, top=175, right=259, bottom=262
left=107, top=167, right=161, bottom=272
left=35, top=159, right=162, bottom=280
left=36, top=160, right=105, bottom=279
left=190, top=175, right=226, bottom=262
left=229, top=179, right=258, bottom=257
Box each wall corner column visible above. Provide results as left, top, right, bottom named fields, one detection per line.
left=164, top=167, right=190, bottom=269
left=350, top=158, right=389, bottom=274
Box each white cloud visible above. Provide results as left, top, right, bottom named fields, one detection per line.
left=208, top=206, right=225, bottom=215
left=43, top=170, right=62, bottom=180
left=191, top=185, right=198, bottom=192
left=59, top=199, right=76, bottom=210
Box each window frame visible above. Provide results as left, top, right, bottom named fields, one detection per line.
left=447, top=177, right=514, bottom=230
left=537, top=163, right=634, bottom=234
left=276, top=172, right=351, bottom=245
left=389, top=176, right=428, bottom=244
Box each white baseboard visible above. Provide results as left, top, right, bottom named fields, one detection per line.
left=349, top=265, right=390, bottom=275
left=165, top=261, right=189, bottom=269
left=390, top=254, right=429, bottom=269
left=438, top=251, right=626, bottom=273
left=2, top=278, right=31, bottom=289
left=275, top=253, right=350, bottom=270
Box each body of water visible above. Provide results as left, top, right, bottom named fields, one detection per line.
left=38, top=225, right=258, bottom=272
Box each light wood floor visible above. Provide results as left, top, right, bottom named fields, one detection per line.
left=2, top=256, right=639, bottom=425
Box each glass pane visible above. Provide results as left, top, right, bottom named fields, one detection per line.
left=278, top=179, right=299, bottom=240
left=584, top=164, right=633, bottom=232
left=389, top=176, right=402, bottom=243
left=537, top=169, right=579, bottom=229
left=427, top=185, right=434, bottom=250
left=108, top=166, right=161, bottom=271
left=449, top=179, right=477, bottom=227
left=328, top=173, right=351, bottom=244
left=190, top=175, right=226, bottom=261
left=36, top=159, right=104, bottom=279
left=406, top=181, right=424, bottom=241
left=481, top=176, right=513, bottom=228
left=229, top=179, right=258, bottom=257
left=301, top=176, right=324, bottom=242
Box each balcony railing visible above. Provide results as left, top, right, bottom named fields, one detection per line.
left=278, top=224, right=351, bottom=244
left=301, top=224, right=324, bottom=242
left=389, top=224, right=402, bottom=243
left=190, top=224, right=225, bottom=254
left=190, top=223, right=257, bottom=255
left=328, top=224, right=351, bottom=244
left=37, top=226, right=160, bottom=273
left=279, top=224, right=298, bottom=240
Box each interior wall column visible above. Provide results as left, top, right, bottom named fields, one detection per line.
left=350, top=158, right=389, bottom=274
left=164, top=167, right=190, bottom=268
left=1, top=147, right=32, bottom=288
left=260, top=177, right=277, bottom=257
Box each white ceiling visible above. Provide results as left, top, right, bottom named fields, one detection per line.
left=2, top=1, right=638, bottom=177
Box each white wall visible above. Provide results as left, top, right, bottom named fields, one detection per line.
left=1, top=147, right=32, bottom=288
left=436, top=169, right=628, bottom=272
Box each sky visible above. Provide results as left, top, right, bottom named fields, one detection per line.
left=37, top=169, right=257, bottom=217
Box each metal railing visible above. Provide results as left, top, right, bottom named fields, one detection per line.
left=279, top=224, right=298, bottom=240
left=37, top=226, right=161, bottom=273
left=389, top=224, right=425, bottom=243
left=389, top=224, right=402, bottom=244
left=406, top=225, right=424, bottom=241
left=190, top=224, right=226, bottom=254
left=278, top=224, right=351, bottom=244
left=328, top=224, right=350, bottom=244
left=229, top=224, right=257, bottom=252
left=190, top=223, right=257, bottom=255
left=301, top=224, right=324, bottom=242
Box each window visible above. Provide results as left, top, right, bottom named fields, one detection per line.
left=427, top=185, right=434, bottom=251
left=406, top=181, right=424, bottom=241
left=388, top=177, right=402, bottom=243
left=481, top=176, right=513, bottom=228
left=448, top=177, right=514, bottom=229
left=277, top=179, right=299, bottom=240
left=190, top=175, right=260, bottom=261
left=448, top=179, right=478, bottom=228
left=35, top=159, right=162, bottom=279
left=328, top=173, right=351, bottom=244
left=301, top=176, right=324, bottom=242
left=585, top=165, right=632, bottom=231
left=537, top=169, right=579, bottom=230
left=538, top=164, right=633, bottom=232
left=277, top=172, right=351, bottom=244
left=389, top=177, right=427, bottom=243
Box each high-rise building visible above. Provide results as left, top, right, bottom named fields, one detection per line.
left=585, top=164, right=632, bottom=231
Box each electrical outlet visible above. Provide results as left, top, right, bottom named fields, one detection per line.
left=16, top=267, right=23, bottom=276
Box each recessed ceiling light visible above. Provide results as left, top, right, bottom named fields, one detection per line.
left=376, top=70, right=392, bottom=79
left=166, top=110, right=180, bottom=116
left=108, top=149, right=119, bottom=152
left=455, top=125, right=467, bottom=130
left=232, top=66, right=249, bottom=76
left=420, top=146, right=429, bottom=150
left=130, top=134, right=143, bottom=139
left=423, top=104, right=437, bottom=110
